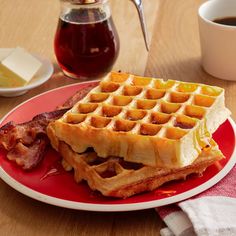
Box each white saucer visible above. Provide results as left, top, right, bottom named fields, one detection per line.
left=0, top=52, right=53, bottom=97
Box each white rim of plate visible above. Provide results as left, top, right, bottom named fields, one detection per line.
left=0, top=82, right=235, bottom=212
left=0, top=54, right=53, bottom=92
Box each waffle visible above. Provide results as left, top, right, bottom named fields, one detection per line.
left=47, top=72, right=230, bottom=168
left=58, top=139, right=223, bottom=198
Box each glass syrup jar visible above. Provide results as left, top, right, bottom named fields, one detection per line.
left=54, top=0, right=120, bottom=79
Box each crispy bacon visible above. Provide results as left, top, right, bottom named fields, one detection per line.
left=0, top=84, right=96, bottom=170
left=0, top=109, right=68, bottom=151
left=56, top=84, right=96, bottom=109
left=8, top=138, right=48, bottom=170
left=0, top=109, right=68, bottom=169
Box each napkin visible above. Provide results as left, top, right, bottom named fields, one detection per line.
left=156, top=164, right=236, bottom=236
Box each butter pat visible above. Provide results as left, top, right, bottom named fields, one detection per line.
left=1, top=47, right=42, bottom=85
left=0, top=48, right=13, bottom=61
left=0, top=64, right=26, bottom=87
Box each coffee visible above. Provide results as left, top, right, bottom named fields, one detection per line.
left=213, top=17, right=236, bottom=26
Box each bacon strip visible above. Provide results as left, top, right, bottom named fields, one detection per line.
left=0, top=109, right=68, bottom=169
left=8, top=138, right=48, bottom=170
left=0, top=84, right=96, bottom=170
left=0, top=109, right=68, bottom=151
left=56, top=84, right=96, bottom=109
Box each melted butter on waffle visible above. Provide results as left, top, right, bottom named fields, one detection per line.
left=47, top=72, right=230, bottom=168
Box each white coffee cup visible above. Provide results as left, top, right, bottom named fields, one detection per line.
left=198, top=0, right=236, bottom=81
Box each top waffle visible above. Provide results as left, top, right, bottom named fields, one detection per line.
left=47, top=72, right=230, bottom=168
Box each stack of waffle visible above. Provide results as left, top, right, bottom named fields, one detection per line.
left=47, top=72, right=230, bottom=198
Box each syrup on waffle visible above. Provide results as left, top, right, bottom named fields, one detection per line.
left=58, top=139, right=223, bottom=198
left=47, top=72, right=230, bottom=168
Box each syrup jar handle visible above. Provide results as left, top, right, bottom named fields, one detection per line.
left=130, top=0, right=150, bottom=51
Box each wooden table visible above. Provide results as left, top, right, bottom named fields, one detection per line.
left=0, top=0, right=235, bottom=235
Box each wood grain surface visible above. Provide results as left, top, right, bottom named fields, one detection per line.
left=0, top=0, right=235, bottom=235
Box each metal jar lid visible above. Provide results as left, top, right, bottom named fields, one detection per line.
left=61, top=0, right=103, bottom=4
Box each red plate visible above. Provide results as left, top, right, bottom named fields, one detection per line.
left=0, top=82, right=235, bottom=212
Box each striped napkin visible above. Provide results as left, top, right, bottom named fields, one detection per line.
left=156, top=164, right=236, bottom=236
